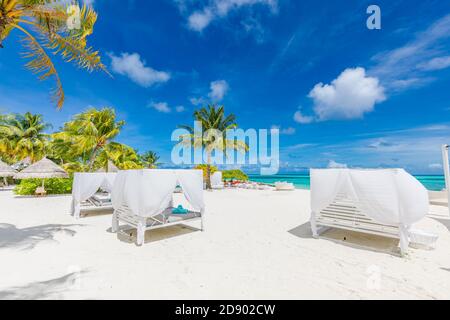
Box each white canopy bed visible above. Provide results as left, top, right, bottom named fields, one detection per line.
left=310, top=168, right=430, bottom=255
left=111, top=169, right=205, bottom=246
left=211, top=171, right=224, bottom=189
left=71, top=172, right=117, bottom=219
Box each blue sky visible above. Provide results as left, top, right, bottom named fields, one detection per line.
left=1, top=0, right=450, bottom=174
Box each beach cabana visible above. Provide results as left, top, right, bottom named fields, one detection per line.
left=111, top=169, right=205, bottom=246
left=310, top=168, right=430, bottom=255
left=14, top=157, right=68, bottom=195
left=71, top=172, right=117, bottom=219
left=211, top=171, right=224, bottom=189
left=0, top=159, right=17, bottom=187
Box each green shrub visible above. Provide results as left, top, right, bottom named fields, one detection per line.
left=222, top=169, right=248, bottom=181
left=14, top=178, right=73, bottom=195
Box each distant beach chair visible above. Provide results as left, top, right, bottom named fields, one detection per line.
left=71, top=172, right=117, bottom=219
left=310, top=168, right=431, bottom=256
left=275, top=181, right=295, bottom=191
left=111, top=169, right=205, bottom=246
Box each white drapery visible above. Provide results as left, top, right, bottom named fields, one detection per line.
left=311, top=168, right=429, bottom=227
left=72, top=172, right=117, bottom=217
left=111, top=169, right=205, bottom=217
left=211, top=171, right=222, bottom=187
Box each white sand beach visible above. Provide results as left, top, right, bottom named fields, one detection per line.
left=1, top=188, right=450, bottom=300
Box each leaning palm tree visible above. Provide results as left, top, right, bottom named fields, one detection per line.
left=140, top=150, right=161, bottom=168
left=53, top=108, right=124, bottom=171
left=178, top=104, right=248, bottom=189
left=0, top=0, right=108, bottom=108
left=0, top=112, right=50, bottom=162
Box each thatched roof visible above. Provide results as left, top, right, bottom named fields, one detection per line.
left=0, top=160, right=17, bottom=177
left=14, top=157, right=68, bottom=179
left=12, top=157, right=31, bottom=171
left=96, top=160, right=119, bottom=173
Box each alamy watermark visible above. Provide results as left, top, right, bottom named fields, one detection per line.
left=367, top=5, right=381, bottom=30
left=171, top=121, right=280, bottom=175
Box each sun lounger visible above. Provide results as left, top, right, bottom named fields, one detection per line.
left=310, top=168, right=430, bottom=255
left=71, top=172, right=117, bottom=219
left=111, top=169, right=205, bottom=246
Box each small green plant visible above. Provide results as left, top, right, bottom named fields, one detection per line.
left=14, top=178, right=73, bottom=195
left=222, top=170, right=248, bottom=181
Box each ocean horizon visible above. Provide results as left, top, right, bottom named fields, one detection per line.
left=248, top=173, right=446, bottom=191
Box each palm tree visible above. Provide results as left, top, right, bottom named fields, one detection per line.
left=53, top=108, right=124, bottom=171
left=178, top=104, right=248, bottom=189
left=0, top=1, right=108, bottom=109
left=0, top=112, right=50, bottom=162
left=140, top=150, right=161, bottom=168
left=96, top=142, right=142, bottom=170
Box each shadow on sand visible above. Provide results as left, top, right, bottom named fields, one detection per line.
left=114, top=224, right=201, bottom=245
left=0, top=271, right=87, bottom=299
left=0, top=223, right=82, bottom=250
left=288, top=222, right=401, bottom=256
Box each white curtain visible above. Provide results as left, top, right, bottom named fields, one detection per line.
left=177, top=170, right=205, bottom=212
left=211, top=171, right=222, bottom=187
left=112, top=169, right=204, bottom=217
left=72, top=172, right=117, bottom=217
left=310, top=168, right=429, bottom=226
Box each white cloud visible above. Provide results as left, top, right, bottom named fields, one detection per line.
left=271, top=125, right=296, bottom=135
left=293, top=108, right=314, bottom=124
left=429, top=163, right=443, bottom=169
left=148, top=102, right=171, bottom=113
left=208, top=80, right=229, bottom=102
left=182, top=0, right=278, bottom=32
left=109, top=52, right=170, bottom=87
left=190, top=97, right=206, bottom=106
left=418, top=56, right=450, bottom=71
left=148, top=102, right=185, bottom=113
left=188, top=9, right=214, bottom=32
left=369, top=14, right=450, bottom=90
left=327, top=160, right=347, bottom=169
left=176, top=105, right=186, bottom=112
left=308, top=67, right=385, bottom=121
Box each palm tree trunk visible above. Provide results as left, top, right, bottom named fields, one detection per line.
left=206, top=152, right=212, bottom=190
left=88, top=147, right=99, bottom=172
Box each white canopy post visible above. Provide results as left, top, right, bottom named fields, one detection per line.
left=442, top=144, right=450, bottom=214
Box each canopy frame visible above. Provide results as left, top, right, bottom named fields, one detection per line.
left=442, top=144, right=450, bottom=215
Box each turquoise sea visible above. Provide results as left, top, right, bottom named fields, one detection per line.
left=248, top=173, right=446, bottom=191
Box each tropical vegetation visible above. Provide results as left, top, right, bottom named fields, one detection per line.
left=0, top=108, right=161, bottom=176
left=140, top=150, right=162, bottom=168
left=222, top=169, right=248, bottom=181
left=0, top=0, right=108, bottom=108
left=15, top=177, right=72, bottom=195
left=0, top=112, right=50, bottom=162
left=178, top=104, right=248, bottom=189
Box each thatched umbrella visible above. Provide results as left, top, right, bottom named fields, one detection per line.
left=96, top=160, right=119, bottom=173
left=14, top=157, right=68, bottom=193
left=12, top=156, right=31, bottom=171
left=0, top=160, right=17, bottom=186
